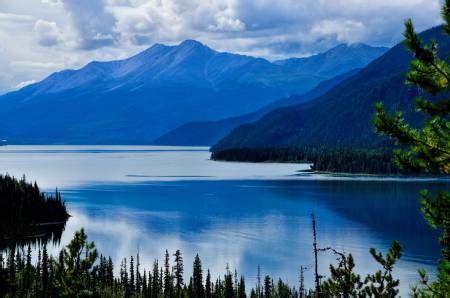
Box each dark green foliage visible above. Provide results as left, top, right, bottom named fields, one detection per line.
left=0, top=227, right=403, bottom=297
left=237, top=276, right=246, bottom=298
left=205, top=269, right=212, bottom=298
left=212, top=26, right=450, bottom=154
left=0, top=175, right=69, bottom=246
left=362, top=241, right=402, bottom=297
left=263, top=275, right=271, bottom=298
left=373, top=1, right=450, bottom=296
left=130, top=255, right=135, bottom=293
left=223, top=266, right=234, bottom=298
left=320, top=242, right=402, bottom=297
left=193, top=254, right=204, bottom=298
left=164, top=250, right=173, bottom=297
left=61, top=228, right=98, bottom=296
left=320, top=250, right=363, bottom=297
left=173, top=249, right=184, bottom=297
left=211, top=146, right=401, bottom=174
left=152, top=259, right=160, bottom=297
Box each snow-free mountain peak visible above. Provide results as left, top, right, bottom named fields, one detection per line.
left=0, top=40, right=388, bottom=144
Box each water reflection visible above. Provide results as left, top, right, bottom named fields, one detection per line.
left=1, top=146, right=448, bottom=296
left=0, top=222, right=66, bottom=250
left=57, top=179, right=445, bottom=296
left=0, top=146, right=308, bottom=188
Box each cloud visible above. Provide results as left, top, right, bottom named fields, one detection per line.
left=208, top=16, right=246, bottom=32
left=62, top=0, right=119, bottom=50
left=0, top=0, right=445, bottom=93
left=10, top=60, right=64, bottom=69
left=311, top=19, right=366, bottom=43
left=56, top=0, right=444, bottom=54
left=15, top=79, right=37, bottom=89
left=41, top=0, right=61, bottom=5
left=34, top=19, right=62, bottom=46
left=0, top=12, right=35, bottom=24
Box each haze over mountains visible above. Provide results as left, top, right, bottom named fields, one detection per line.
left=0, top=40, right=386, bottom=144
left=154, top=69, right=360, bottom=146
left=212, top=26, right=447, bottom=153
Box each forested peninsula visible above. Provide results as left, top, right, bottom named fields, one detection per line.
left=211, top=146, right=402, bottom=175
left=0, top=175, right=69, bottom=247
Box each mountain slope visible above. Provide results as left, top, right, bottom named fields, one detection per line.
left=212, top=26, right=447, bottom=152
left=153, top=69, right=360, bottom=146
left=0, top=41, right=386, bottom=144
left=274, top=43, right=387, bottom=78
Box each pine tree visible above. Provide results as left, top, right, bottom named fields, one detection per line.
left=136, top=252, right=141, bottom=294
left=320, top=250, right=363, bottom=297
left=148, top=271, right=153, bottom=298
left=299, top=265, right=306, bottom=298
left=108, top=256, right=114, bottom=288
left=142, top=269, right=148, bottom=297
left=373, top=1, right=450, bottom=295
left=205, top=269, right=212, bottom=298
left=224, top=265, right=234, bottom=298
left=263, top=275, right=271, bottom=298
left=24, top=245, right=32, bottom=291
left=192, top=254, right=204, bottom=297
left=63, top=228, right=98, bottom=295
left=256, top=265, right=261, bottom=298
left=362, top=241, right=402, bottom=297
left=234, top=269, right=238, bottom=297
left=238, top=276, right=246, bottom=298
left=173, top=249, right=184, bottom=297
left=42, top=244, right=49, bottom=294
left=164, top=249, right=173, bottom=297
left=35, top=246, right=41, bottom=295
left=130, top=255, right=135, bottom=294
left=159, top=267, right=163, bottom=296
left=152, top=260, right=159, bottom=298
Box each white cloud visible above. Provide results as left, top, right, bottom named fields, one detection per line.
left=41, top=0, right=61, bottom=6
left=0, top=0, right=445, bottom=93
left=10, top=60, right=64, bottom=69
left=208, top=16, right=246, bottom=32
left=34, top=19, right=62, bottom=46
left=62, top=0, right=119, bottom=49
left=311, top=19, right=367, bottom=43
left=0, top=12, right=35, bottom=23
left=15, top=79, right=37, bottom=89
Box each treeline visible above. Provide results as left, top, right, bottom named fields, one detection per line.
left=211, top=146, right=402, bottom=174
left=0, top=175, right=69, bottom=245
left=0, top=223, right=407, bottom=298
left=0, top=229, right=298, bottom=297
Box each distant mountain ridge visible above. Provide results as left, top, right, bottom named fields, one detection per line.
left=0, top=40, right=387, bottom=144
left=211, top=26, right=447, bottom=152
left=274, top=43, right=386, bottom=77
left=153, top=69, right=361, bottom=146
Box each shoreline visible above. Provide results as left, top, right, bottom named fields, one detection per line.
left=211, top=158, right=450, bottom=181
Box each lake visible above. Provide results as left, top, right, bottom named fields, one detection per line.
left=0, top=145, right=448, bottom=295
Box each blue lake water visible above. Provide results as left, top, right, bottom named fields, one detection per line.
left=0, top=145, right=448, bottom=295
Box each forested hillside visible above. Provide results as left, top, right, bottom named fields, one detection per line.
left=153, top=69, right=360, bottom=146
left=0, top=41, right=384, bottom=144
left=212, top=26, right=448, bottom=152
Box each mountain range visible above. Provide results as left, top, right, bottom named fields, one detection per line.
left=153, top=69, right=360, bottom=146
left=211, top=26, right=447, bottom=153
left=0, top=41, right=386, bottom=144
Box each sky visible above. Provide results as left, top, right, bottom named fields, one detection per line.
left=0, top=0, right=444, bottom=93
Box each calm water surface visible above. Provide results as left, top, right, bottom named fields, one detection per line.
left=1, top=145, right=448, bottom=295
